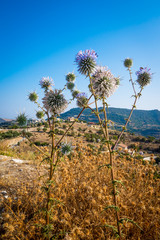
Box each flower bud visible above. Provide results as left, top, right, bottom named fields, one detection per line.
left=124, top=58, right=133, bottom=68
left=28, top=92, right=38, bottom=102
left=36, top=111, right=44, bottom=119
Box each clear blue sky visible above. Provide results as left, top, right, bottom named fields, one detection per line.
left=0, top=0, right=160, bottom=119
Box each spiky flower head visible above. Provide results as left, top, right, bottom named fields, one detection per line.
left=136, top=67, right=152, bottom=87
left=72, top=90, right=80, bottom=99
left=28, top=92, right=38, bottom=102
left=67, top=82, right=75, bottom=91
left=60, top=142, right=73, bottom=155
left=76, top=92, right=88, bottom=108
left=91, top=66, right=119, bottom=98
left=66, top=72, right=76, bottom=82
left=42, top=89, right=68, bottom=115
left=39, top=76, right=53, bottom=90
left=36, top=111, right=44, bottom=119
left=124, top=58, right=133, bottom=68
left=16, top=113, right=27, bottom=126
left=75, top=50, right=98, bottom=76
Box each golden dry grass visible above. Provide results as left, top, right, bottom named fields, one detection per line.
left=0, top=142, right=160, bottom=239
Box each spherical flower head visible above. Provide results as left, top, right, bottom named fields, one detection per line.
left=67, top=82, right=75, bottom=91
left=28, top=92, right=38, bottom=102
left=42, top=89, right=68, bottom=115
left=39, top=77, right=53, bottom=90
left=91, top=66, right=119, bottom=98
left=124, top=58, right=133, bottom=68
left=66, top=72, right=76, bottom=82
left=36, top=111, right=44, bottom=119
left=75, top=50, right=98, bottom=76
left=76, top=92, right=88, bottom=108
left=60, top=142, right=73, bottom=155
left=72, top=90, right=80, bottom=99
left=136, top=67, right=152, bottom=87
left=16, top=113, right=27, bottom=126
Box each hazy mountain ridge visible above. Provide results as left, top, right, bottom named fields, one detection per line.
left=61, top=107, right=160, bottom=138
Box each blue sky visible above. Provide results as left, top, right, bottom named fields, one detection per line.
left=0, top=0, right=160, bottom=119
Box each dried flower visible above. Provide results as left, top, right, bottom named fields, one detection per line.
left=39, top=77, right=53, bottom=90
left=91, top=66, right=119, bottom=98
left=76, top=92, right=88, bottom=108
left=28, top=92, right=38, bottom=102
left=42, top=89, right=68, bottom=114
left=75, top=50, right=98, bottom=76
left=36, top=111, right=44, bottom=119
left=66, top=72, right=76, bottom=82
left=124, top=58, right=133, bottom=68
left=136, top=67, right=152, bottom=87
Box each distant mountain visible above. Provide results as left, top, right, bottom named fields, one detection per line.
left=61, top=107, right=160, bottom=138
left=0, top=118, right=13, bottom=124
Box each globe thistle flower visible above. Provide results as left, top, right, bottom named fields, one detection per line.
left=36, top=111, right=44, bottom=119
left=66, top=72, right=76, bottom=82
left=75, top=50, right=98, bottom=76
left=91, top=66, right=119, bottom=98
left=60, top=142, right=73, bottom=155
left=67, top=82, right=75, bottom=91
left=124, top=58, right=133, bottom=68
left=42, top=89, right=68, bottom=115
left=28, top=92, right=38, bottom=102
left=76, top=92, right=88, bottom=108
left=72, top=90, right=80, bottom=99
left=136, top=67, right=152, bottom=87
left=39, top=76, right=53, bottom=90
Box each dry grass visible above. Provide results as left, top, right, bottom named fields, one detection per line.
left=0, top=141, right=159, bottom=239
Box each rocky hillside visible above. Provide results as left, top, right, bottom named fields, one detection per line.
left=61, top=107, right=160, bottom=138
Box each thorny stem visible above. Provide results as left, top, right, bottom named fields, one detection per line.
left=128, top=68, right=136, bottom=96
left=46, top=115, right=56, bottom=228
left=89, top=74, right=122, bottom=238
left=102, top=97, right=121, bottom=239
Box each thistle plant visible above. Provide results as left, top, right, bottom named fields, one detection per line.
left=16, top=50, right=152, bottom=239
left=74, top=50, right=152, bottom=238
left=24, top=72, right=93, bottom=239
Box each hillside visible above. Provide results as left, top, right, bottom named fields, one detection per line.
left=61, top=107, right=160, bottom=138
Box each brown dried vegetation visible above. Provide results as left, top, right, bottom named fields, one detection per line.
left=0, top=142, right=160, bottom=239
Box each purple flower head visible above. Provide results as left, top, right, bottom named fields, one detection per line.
left=76, top=92, right=88, bottom=99
left=75, top=50, right=98, bottom=64
left=136, top=67, right=152, bottom=77
left=136, top=67, right=152, bottom=87
left=40, top=76, right=54, bottom=90
left=75, top=50, right=98, bottom=76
